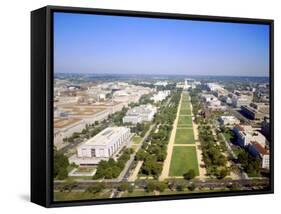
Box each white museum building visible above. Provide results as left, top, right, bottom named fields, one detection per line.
left=77, top=127, right=131, bottom=159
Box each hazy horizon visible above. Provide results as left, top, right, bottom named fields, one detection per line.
left=54, top=72, right=269, bottom=78
left=54, top=12, right=270, bottom=77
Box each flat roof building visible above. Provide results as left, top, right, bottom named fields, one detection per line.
left=151, top=90, right=170, bottom=103
left=248, top=141, right=270, bottom=169
left=202, top=94, right=225, bottom=110
left=77, top=127, right=131, bottom=159
left=233, top=125, right=267, bottom=148
left=123, top=104, right=157, bottom=124
left=154, top=81, right=168, bottom=87
left=219, top=115, right=240, bottom=126
left=241, top=102, right=269, bottom=120
left=206, top=83, right=223, bottom=91
left=232, top=125, right=269, bottom=169
left=261, top=117, right=270, bottom=141
left=232, top=95, right=252, bottom=108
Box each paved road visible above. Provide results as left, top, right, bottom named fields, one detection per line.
left=222, top=103, right=252, bottom=125
left=121, top=124, right=156, bottom=182
left=54, top=178, right=269, bottom=191
left=116, top=96, right=171, bottom=185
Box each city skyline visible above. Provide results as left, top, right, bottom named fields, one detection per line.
left=54, top=12, right=270, bottom=77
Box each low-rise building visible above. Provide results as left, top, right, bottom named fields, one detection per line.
left=232, top=95, right=252, bottom=108
left=232, top=125, right=269, bottom=169
left=248, top=141, right=270, bottom=169
left=151, top=90, right=170, bottom=103
left=219, top=116, right=240, bottom=126
left=123, top=104, right=157, bottom=124
left=233, top=125, right=267, bottom=147
left=154, top=81, right=168, bottom=87
left=241, top=102, right=269, bottom=120
left=202, top=94, right=225, bottom=110
left=261, top=117, right=270, bottom=141
left=54, top=118, right=85, bottom=149
left=202, top=94, right=217, bottom=102
left=77, top=127, right=131, bottom=159
left=206, top=83, right=223, bottom=91
left=221, top=95, right=232, bottom=104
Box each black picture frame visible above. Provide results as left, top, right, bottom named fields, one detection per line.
left=31, top=5, right=274, bottom=208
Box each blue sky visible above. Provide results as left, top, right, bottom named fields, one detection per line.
left=54, top=12, right=270, bottom=77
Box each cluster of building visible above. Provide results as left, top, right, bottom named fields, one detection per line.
left=69, top=103, right=158, bottom=165
left=233, top=125, right=269, bottom=169
left=54, top=80, right=152, bottom=149
left=256, top=83, right=270, bottom=103
left=123, top=104, right=157, bottom=124
left=203, top=82, right=270, bottom=170
left=204, top=83, right=269, bottom=122
left=151, top=90, right=170, bottom=103
left=231, top=91, right=253, bottom=108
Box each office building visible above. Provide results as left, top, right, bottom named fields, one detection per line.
left=248, top=141, right=270, bottom=169
left=151, top=90, right=170, bottom=103
left=123, top=104, right=157, bottom=124
left=77, top=127, right=131, bottom=159
left=232, top=95, right=252, bottom=108
left=219, top=115, right=240, bottom=126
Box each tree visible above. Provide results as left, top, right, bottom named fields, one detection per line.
left=146, top=181, right=156, bottom=192
left=57, top=168, right=68, bottom=180
left=183, top=169, right=196, bottom=180
left=176, top=184, right=184, bottom=192
left=155, top=182, right=168, bottom=192
left=86, top=183, right=105, bottom=194
left=118, top=183, right=129, bottom=192
left=187, top=183, right=196, bottom=191
left=93, top=149, right=131, bottom=179
left=62, top=180, right=77, bottom=192
left=128, top=185, right=134, bottom=193
left=53, top=149, right=69, bottom=180
left=238, top=150, right=261, bottom=176
left=135, top=149, right=148, bottom=161
left=216, top=168, right=228, bottom=179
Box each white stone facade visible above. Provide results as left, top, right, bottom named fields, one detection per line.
left=123, top=104, right=157, bottom=124
left=219, top=116, right=240, bottom=126
left=77, top=127, right=131, bottom=158
left=151, top=90, right=170, bottom=103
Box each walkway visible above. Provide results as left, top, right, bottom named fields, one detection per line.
left=190, top=96, right=208, bottom=180
left=159, top=93, right=183, bottom=181
left=128, top=161, right=144, bottom=182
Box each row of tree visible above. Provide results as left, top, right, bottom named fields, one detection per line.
left=130, top=123, right=150, bottom=137
left=93, top=148, right=134, bottom=179
left=136, top=91, right=181, bottom=178
left=191, top=89, right=229, bottom=179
